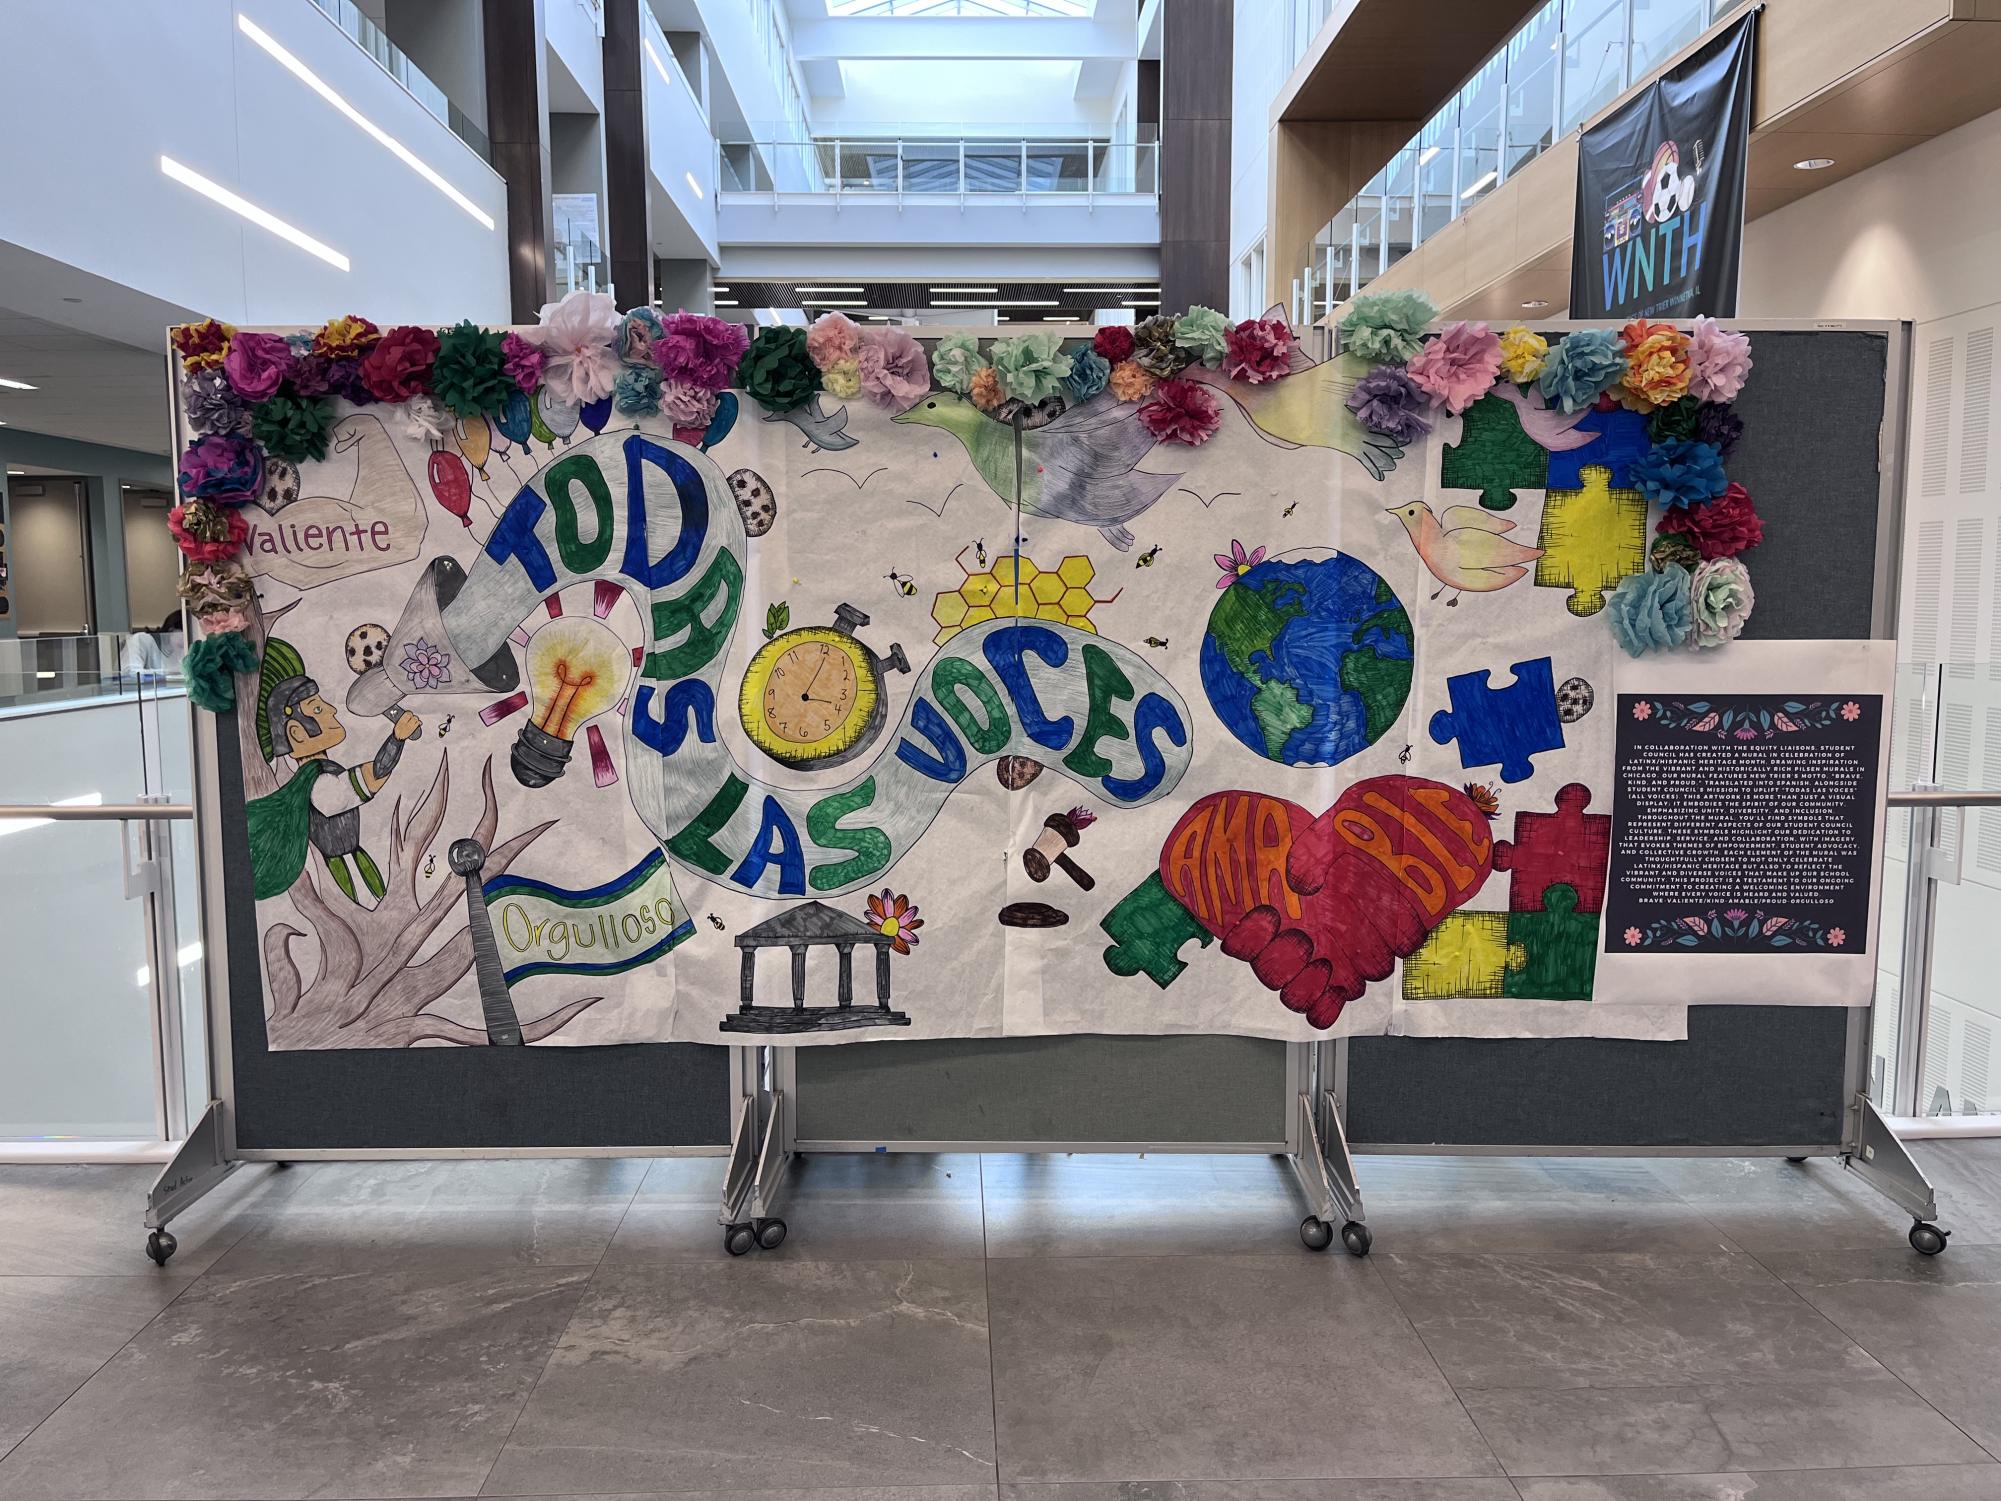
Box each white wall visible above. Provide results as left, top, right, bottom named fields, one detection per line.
left=1740, top=107, right=2001, bottom=327
left=808, top=61, right=1120, bottom=136
left=1228, top=0, right=1288, bottom=317
left=545, top=0, right=607, bottom=113
left=382, top=0, right=486, bottom=124
left=121, top=491, right=181, bottom=633
left=0, top=0, right=509, bottom=328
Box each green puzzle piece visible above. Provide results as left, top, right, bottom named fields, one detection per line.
left=1100, top=871, right=1212, bottom=988
left=1503, top=883, right=1598, bottom=1001
left=1440, top=392, right=1549, bottom=511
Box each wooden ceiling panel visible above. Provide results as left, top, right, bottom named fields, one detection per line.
left=1276, top=0, right=1543, bottom=123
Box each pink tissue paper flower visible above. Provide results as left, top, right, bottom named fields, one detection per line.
left=1687, top=316, right=1752, bottom=402
left=501, top=332, right=544, bottom=392
left=1406, top=320, right=1502, bottom=415
left=654, top=313, right=747, bottom=391
left=855, top=326, right=929, bottom=411
left=526, top=290, right=622, bottom=406
left=805, top=311, right=860, bottom=372
left=660, top=379, right=719, bottom=429
left=1222, top=317, right=1296, bottom=384
left=1139, top=377, right=1222, bottom=446
left=221, top=332, right=293, bottom=403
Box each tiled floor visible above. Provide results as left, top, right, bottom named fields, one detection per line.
left=1, top=1142, right=1998, bottom=1499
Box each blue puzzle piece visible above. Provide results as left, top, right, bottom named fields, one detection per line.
left=1428, top=656, right=1564, bottom=784
left=1545, top=407, right=1650, bottom=491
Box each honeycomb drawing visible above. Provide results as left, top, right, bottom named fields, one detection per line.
left=930, top=547, right=1120, bottom=643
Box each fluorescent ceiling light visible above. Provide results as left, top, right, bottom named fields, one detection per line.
left=236, top=14, right=494, bottom=231
left=795, top=285, right=863, bottom=293
left=160, top=156, right=350, bottom=271
left=1521, top=299, right=1550, bottom=310
left=1060, top=287, right=1156, bottom=294
left=930, top=299, right=1058, bottom=307
left=801, top=299, right=868, bottom=307
left=684, top=170, right=705, bottom=200
left=1460, top=170, right=1497, bottom=199
left=1417, top=145, right=1440, bottom=166
left=0, top=378, right=36, bottom=391
left=1120, top=299, right=1159, bottom=307
left=930, top=287, right=998, bottom=294
left=6, top=468, right=24, bottom=475
left=1794, top=157, right=1836, bottom=170
left=714, top=299, right=739, bottom=306
left=712, top=285, right=731, bottom=292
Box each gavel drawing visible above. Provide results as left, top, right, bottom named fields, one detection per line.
left=1022, top=808, right=1096, bottom=890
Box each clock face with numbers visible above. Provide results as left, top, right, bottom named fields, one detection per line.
left=738, top=626, right=883, bottom=769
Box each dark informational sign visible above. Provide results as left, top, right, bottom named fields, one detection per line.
left=1571, top=8, right=1757, bottom=320
left=1606, top=692, right=1882, bottom=957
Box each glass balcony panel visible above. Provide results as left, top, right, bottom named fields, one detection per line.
left=902, top=141, right=962, bottom=193
left=1415, top=108, right=1457, bottom=242
left=1504, top=2, right=1562, bottom=179
left=1380, top=146, right=1417, bottom=269
left=1458, top=102, right=1501, bottom=211
left=963, top=139, right=1026, bottom=193
left=1629, top=0, right=1706, bottom=80
left=1023, top=141, right=1089, bottom=192
left=1563, top=0, right=1628, bottom=133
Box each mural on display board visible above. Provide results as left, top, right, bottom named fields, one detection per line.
left=162, top=293, right=1865, bottom=1050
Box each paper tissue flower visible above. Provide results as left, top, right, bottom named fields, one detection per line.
left=1650, top=533, right=1703, bottom=574
left=311, top=315, right=380, bottom=361
left=1689, top=556, right=1754, bottom=648
left=528, top=290, right=621, bottom=405
left=1339, top=288, right=1437, bottom=365
left=1646, top=395, right=1702, bottom=443
left=1223, top=317, right=1296, bottom=384
left=183, top=369, right=251, bottom=437
left=931, top=332, right=985, bottom=395
left=501, top=332, right=544, bottom=393
left=1687, top=316, right=1753, bottom=402
left=969, top=365, right=1006, bottom=412
left=822, top=359, right=862, bottom=400
left=660, top=379, right=718, bottom=428
left=1606, top=562, right=1695, bottom=657
left=1131, top=314, right=1186, bottom=378
left=1172, top=305, right=1231, bottom=367
left=182, top=632, right=259, bottom=714
left=1656, top=481, right=1763, bottom=559
left=250, top=394, right=334, bottom=464
left=992, top=331, right=1074, bottom=402
left=397, top=394, right=450, bottom=445
left=805, top=311, right=861, bottom=371
left=431, top=320, right=512, bottom=417
left=360, top=324, right=441, bottom=403
left=1632, top=439, right=1727, bottom=510
left=1498, top=324, right=1549, bottom=384
left=1108, top=359, right=1155, bottom=404
left=1407, top=320, right=1502, bottom=415
left=1139, top=378, right=1222, bottom=445
left=1694, top=401, right=1744, bottom=456
left=856, top=326, right=930, bottom=410
left=613, top=360, right=663, bottom=416
left=1619, top=320, right=1692, bottom=409
left=168, top=500, right=249, bottom=563
left=171, top=319, right=235, bottom=373
left=654, top=313, right=747, bottom=390
left=1063, top=348, right=1110, bottom=400
left=736, top=326, right=821, bottom=412
left=1093, top=324, right=1135, bottom=363
left=1344, top=365, right=1432, bottom=445
left=1538, top=327, right=1626, bottom=412
left=617, top=306, right=666, bottom=365
left=221, top=331, right=293, bottom=403
left=177, top=434, right=264, bottom=505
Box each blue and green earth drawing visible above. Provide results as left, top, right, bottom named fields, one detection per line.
left=1199, top=550, right=1414, bottom=766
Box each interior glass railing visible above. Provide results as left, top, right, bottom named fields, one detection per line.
left=719, top=137, right=1159, bottom=199
left=304, top=0, right=492, bottom=162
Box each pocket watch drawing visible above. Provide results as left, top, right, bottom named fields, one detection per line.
left=738, top=602, right=910, bottom=770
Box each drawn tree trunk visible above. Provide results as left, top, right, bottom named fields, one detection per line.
left=233, top=599, right=599, bottom=1048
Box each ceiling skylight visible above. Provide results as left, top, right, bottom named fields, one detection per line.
left=825, top=0, right=1094, bottom=17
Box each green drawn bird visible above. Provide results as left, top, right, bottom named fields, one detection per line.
left=896, top=390, right=1176, bottom=552
left=1180, top=334, right=1404, bottom=480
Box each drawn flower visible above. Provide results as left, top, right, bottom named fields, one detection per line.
left=1093, top=324, right=1136, bottom=362
left=1688, top=316, right=1753, bottom=402
left=1407, top=320, right=1502, bottom=415
left=931, top=332, right=985, bottom=395
left=1139, top=377, right=1222, bottom=445
left=401, top=637, right=453, bottom=690
left=360, top=324, right=441, bottom=403
left=864, top=889, right=924, bottom=955
left=1828, top=927, right=1847, bottom=948
left=1624, top=927, right=1642, bottom=947
left=1734, top=725, right=1760, bottom=739
left=1840, top=701, right=1862, bottom=722
left=856, top=325, right=930, bottom=410
left=1498, top=324, right=1548, bottom=384
left=805, top=310, right=860, bottom=371
left=222, top=330, right=294, bottom=403
left=1339, top=288, right=1436, bottom=365
left=1214, top=538, right=1266, bottom=589
left=1725, top=908, right=1748, bottom=922
left=1633, top=700, right=1653, bottom=720
left=1606, top=563, right=1694, bottom=657
left=1462, top=782, right=1501, bottom=819
left=654, top=313, right=748, bottom=391
left=1223, top=316, right=1296, bottom=384
left=526, top=290, right=622, bottom=405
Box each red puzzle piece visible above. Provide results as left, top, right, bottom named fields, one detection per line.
left=1493, top=782, right=1611, bottom=916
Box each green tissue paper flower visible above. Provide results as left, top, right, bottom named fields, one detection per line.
left=1646, top=394, right=1702, bottom=443
left=183, top=631, right=258, bottom=713
left=1172, top=305, right=1231, bottom=367
left=250, top=394, right=334, bottom=463
left=736, top=326, right=821, bottom=412
left=1339, top=288, right=1438, bottom=365
left=931, top=332, right=985, bottom=395
left=991, top=331, right=1074, bottom=402
left=430, top=320, right=512, bottom=417
left=1132, top=314, right=1185, bottom=378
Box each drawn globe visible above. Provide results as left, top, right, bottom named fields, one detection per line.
left=1199, top=547, right=1414, bottom=767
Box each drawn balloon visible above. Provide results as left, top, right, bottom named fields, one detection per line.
left=580, top=394, right=613, bottom=434
left=496, top=387, right=533, bottom=447
left=457, top=414, right=492, bottom=479
left=427, top=450, right=473, bottom=528
left=701, top=391, right=738, bottom=451
left=536, top=387, right=580, bottom=440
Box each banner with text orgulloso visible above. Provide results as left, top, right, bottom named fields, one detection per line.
left=1570, top=8, right=1757, bottom=321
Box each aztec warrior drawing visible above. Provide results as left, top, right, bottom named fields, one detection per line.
left=162, top=294, right=1826, bottom=1049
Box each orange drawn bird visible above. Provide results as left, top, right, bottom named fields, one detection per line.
left=1386, top=500, right=1544, bottom=606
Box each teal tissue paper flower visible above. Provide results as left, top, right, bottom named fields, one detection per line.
left=1339, top=289, right=1437, bottom=365
left=1538, top=327, right=1627, bottom=413
left=991, top=331, right=1073, bottom=402
left=931, top=332, right=984, bottom=395
left=1063, top=348, right=1110, bottom=400
left=1632, top=439, right=1727, bottom=510
left=614, top=361, right=663, bottom=416
left=1606, top=563, right=1695, bottom=657
left=1172, top=305, right=1231, bottom=367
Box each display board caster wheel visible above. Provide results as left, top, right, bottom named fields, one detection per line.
left=1785, top=1156, right=1808, bottom=1164
left=145, top=1230, right=177, bottom=1267
left=1340, top=1221, right=1372, bottom=1257
left=1910, top=1221, right=1949, bottom=1256
left=753, top=1217, right=787, bottom=1251
left=1299, top=1216, right=1335, bottom=1252
left=723, top=1223, right=756, bottom=1257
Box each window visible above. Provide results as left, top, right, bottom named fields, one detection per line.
left=1561, top=0, right=1627, bottom=134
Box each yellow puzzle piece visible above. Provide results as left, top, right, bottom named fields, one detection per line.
left=1402, top=910, right=1514, bottom=1001
left=1535, top=464, right=1646, bottom=617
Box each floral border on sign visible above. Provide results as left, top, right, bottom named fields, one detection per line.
left=1629, top=697, right=1865, bottom=741
left=1622, top=910, right=1848, bottom=950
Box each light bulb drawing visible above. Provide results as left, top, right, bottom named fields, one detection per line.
left=511, top=613, right=631, bottom=788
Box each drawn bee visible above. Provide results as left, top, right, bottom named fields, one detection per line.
left=1282, top=501, right=1299, bottom=517
left=885, top=570, right=916, bottom=597
left=707, top=913, right=725, bottom=931
left=1398, top=744, right=1413, bottom=765
left=423, top=855, right=436, bottom=877
left=1135, top=544, right=1162, bottom=568
left=974, top=537, right=988, bottom=566
left=1143, top=636, right=1170, bottom=649
left=438, top=714, right=454, bottom=737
